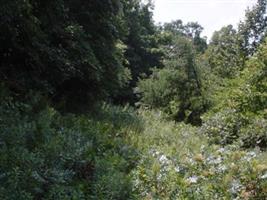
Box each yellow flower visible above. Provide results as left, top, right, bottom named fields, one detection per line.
left=232, top=151, right=245, bottom=161
left=194, top=154, right=204, bottom=162
left=202, top=170, right=214, bottom=177
left=230, top=163, right=239, bottom=173
left=254, top=164, right=267, bottom=173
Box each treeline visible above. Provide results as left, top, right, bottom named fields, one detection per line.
left=138, top=0, right=267, bottom=125
left=1, top=0, right=267, bottom=124
left=0, top=0, right=162, bottom=110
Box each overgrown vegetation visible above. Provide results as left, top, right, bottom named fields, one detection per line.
left=1, top=0, right=267, bottom=199
left=0, top=93, right=142, bottom=199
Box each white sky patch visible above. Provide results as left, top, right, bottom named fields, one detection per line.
left=152, top=0, right=257, bottom=40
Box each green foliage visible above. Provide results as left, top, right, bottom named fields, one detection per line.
left=162, top=20, right=207, bottom=54
left=200, top=109, right=244, bottom=145
left=236, top=40, right=267, bottom=115
left=240, top=118, right=267, bottom=149
left=1, top=83, right=267, bottom=199
left=0, top=92, right=142, bottom=199
left=113, top=0, right=164, bottom=103
left=136, top=68, right=178, bottom=108
left=0, top=0, right=163, bottom=106
left=2, top=1, right=267, bottom=199
left=0, top=0, right=134, bottom=109
left=137, top=36, right=206, bottom=125
left=131, top=110, right=267, bottom=200
left=200, top=39, right=267, bottom=149
left=238, top=0, right=267, bottom=56
left=204, top=25, right=245, bottom=78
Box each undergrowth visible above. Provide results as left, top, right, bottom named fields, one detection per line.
left=0, top=93, right=267, bottom=199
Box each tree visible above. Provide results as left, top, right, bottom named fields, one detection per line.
left=204, top=25, right=245, bottom=78
left=163, top=19, right=185, bottom=36
left=185, top=22, right=207, bottom=53
left=0, top=0, right=131, bottom=111
left=112, top=0, right=164, bottom=104
left=238, top=0, right=267, bottom=56
left=137, top=36, right=205, bottom=125
left=162, top=20, right=207, bottom=54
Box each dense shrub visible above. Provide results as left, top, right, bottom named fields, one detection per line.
left=200, top=109, right=267, bottom=149
left=131, top=111, right=267, bottom=200
left=199, top=109, right=246, bottom=145
left=0, top=93, right=142, bottom=199
left=240, top=118, right=267, bottom=149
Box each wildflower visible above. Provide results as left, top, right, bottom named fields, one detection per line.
left=202, top=170, right=214, bottom=177
left=174, top=166, right=181, bottom=173
left=149, top=149, right=161, bottom=158
left=260, top=172, right=267, bottom=179
left=217, top=164, right=227, bottom=173
left=186, top=157, right=196, bottom=165
left=157, top=173, right=163, bottom=181
left=133, top=178, right=140, bottom=188
left=186, top=175, right=198, bottom=184
left=194, top=154, right=204, bottom=162
left=200, top=145, right=206, bottom=153
left=230, top=163, right=239, bottom=172
left=230, top=179, right=243, bottom=194
left=159, top=155, right=168, bottom=163
left=207, top=156, right=222, bottom=165
left=246, top=151, right=256, bottom=158
left=195, top=187, right=201, bottom=194
left=243, top=151, right=257, bottom=161
left=254, top=164, right=267, bottom=173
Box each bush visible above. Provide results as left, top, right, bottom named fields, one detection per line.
left=199, top=109, right=246, bottom=145
left=0, top=93, right=141, bottom=199
left=131, top=111, right=267, bottom=200
left=240, top=118, right=267, bottom=149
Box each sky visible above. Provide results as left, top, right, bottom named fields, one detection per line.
left=152, top=0, right=257, bottom=40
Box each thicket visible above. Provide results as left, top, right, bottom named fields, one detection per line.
left=0, top=90, right=143, bottom=199
left=1, top=0, right=267, bottom=199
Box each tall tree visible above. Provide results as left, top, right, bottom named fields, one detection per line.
left=113, top=0, right=164, bottom=104
left=185, top=22, right=207, bottom=53
left=137, top=36, right=205, bottom=125
left=162, top=20, right=207, bottom=54
left=238, top=0, right=267, bottom=56
left=205, top=25, right=245, bottom=78
left=0, top=0, right=131, bottom=111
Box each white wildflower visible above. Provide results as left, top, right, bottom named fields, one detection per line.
left=230, top=179, right=243, bottom=194
left=207, top=156, right=222, bottom=165
left=243, top=151, right=257, bottom=161
left=217, top=164, right=227, bottom=173
left=200, top=145, right=205, bottom=152
left=261, top=172, right=267, bottom=179
left=186, top=157, right=196, bottom=165
left=154, top=151, right=160, bottom=157
left=149, top=149, right=160, bottom=157
left=157, top=173, right=163, bottom=181
left=133, top=178, right=140, bottom=188
left=174, top=166, right=181, bottom=173
left=247, top=151, right=256, bottom=158
left=159, top=155, right=168, bottom=163
left=187, top=175, right=198, bottom=184
left=217, top=147, right=225, bottom=153
left=214, top=157, right=223, bottom=164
